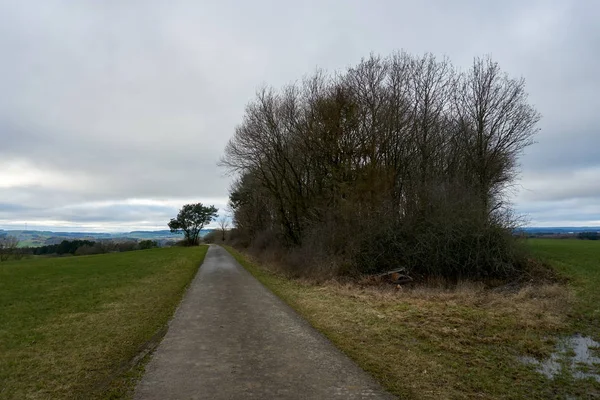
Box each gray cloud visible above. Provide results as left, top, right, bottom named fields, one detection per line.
left=1, top=0, right=598, bottom=230
left=516, top=197, right=600, bottom=226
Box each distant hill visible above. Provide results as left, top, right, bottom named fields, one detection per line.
left=519, top=227, right=600, bottom=235
left=3, top=227, right=598, bottom=247
left=0, top=229, right=215, bottom=247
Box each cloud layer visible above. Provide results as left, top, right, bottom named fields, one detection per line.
left=1, top=0, right=598, bottom=230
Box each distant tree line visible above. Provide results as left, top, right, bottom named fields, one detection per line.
left=32, top=240, right=97, bottom=255
left=577, top=232, right=599, bottom=240
left=4, top=239, right=160, bottom=259
left=221, top=52, right=540, bottom=279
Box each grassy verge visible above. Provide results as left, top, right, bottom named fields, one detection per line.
left=528, top=238, right=600, bottom=338
left=225, top=244, right=599, bottom=399
left=0, top=246, right=208, bottom=400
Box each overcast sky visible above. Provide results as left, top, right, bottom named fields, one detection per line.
left=1, top=0, right=598, bottom=231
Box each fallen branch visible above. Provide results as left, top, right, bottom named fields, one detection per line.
left=373, top=268, right=413, bottom=285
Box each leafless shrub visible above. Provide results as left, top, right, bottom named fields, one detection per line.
left=202, top=231, right=217, bottom=244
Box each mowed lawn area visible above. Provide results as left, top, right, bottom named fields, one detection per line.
left=226, top=240, right=600, bottom=399
left=0, top=246, right=207, bottom=400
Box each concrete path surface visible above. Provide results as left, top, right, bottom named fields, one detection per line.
left=134, top=245, right=394, bottom=400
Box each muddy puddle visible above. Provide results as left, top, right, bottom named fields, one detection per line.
left=520, top=334, right=600, bottom=382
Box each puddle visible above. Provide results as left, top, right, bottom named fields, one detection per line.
left=520, top=334, right=600, bottom=382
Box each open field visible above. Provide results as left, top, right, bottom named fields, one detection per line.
left=528, top=238, right=600, bottom=337
left=0, top=246, right=208, bottom=400
left=225, top=241, right=600, bottom=399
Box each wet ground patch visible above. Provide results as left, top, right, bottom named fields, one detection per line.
left=521, top=334, right=600, bottom=383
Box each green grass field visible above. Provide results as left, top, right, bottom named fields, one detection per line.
left=0, top=246, right=207, bottom=400
left=225, top=239, right=600, bottom=399
left=528, top=238, right=600, bottom=337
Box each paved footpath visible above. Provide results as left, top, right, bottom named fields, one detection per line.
left=134, top=245, right=395, bottom=400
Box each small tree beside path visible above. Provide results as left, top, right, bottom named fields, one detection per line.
left=168, top=203, right=218, bottom=246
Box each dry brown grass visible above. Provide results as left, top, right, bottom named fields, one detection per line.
left=226, top=246, right=599, bottom=399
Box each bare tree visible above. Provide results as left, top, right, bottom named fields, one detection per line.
left=452, top=56, right=540, bottom=217
left=217, top=215, right=230, bottom=242
left=0, top=236, right=20, bottom=262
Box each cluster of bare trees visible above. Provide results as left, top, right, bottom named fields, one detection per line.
left=221, top=52, right=539, bottom=279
